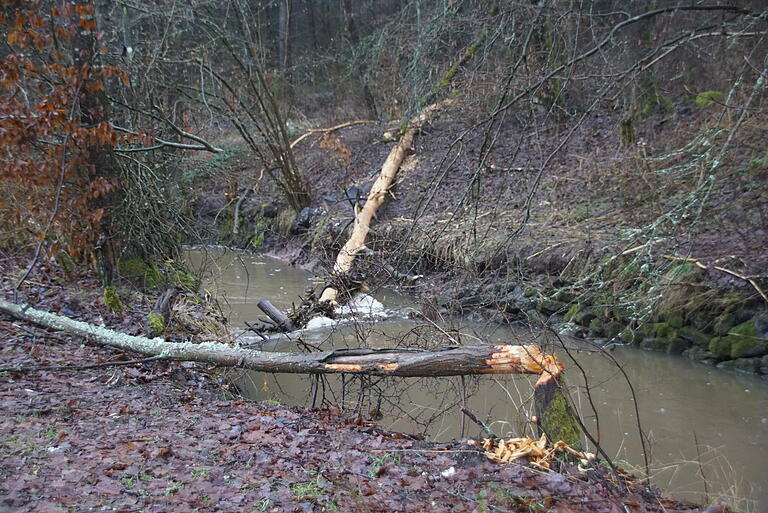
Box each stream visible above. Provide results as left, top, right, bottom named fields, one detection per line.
left=187, top=247, right=768, bottom=511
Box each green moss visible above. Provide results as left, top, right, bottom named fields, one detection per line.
left=652, top=322, right=678, bottom=342
left=103, top=286, right=123, bottom=313
left=541, top=392, right=582, bottom=450
left=694, top=90, right=723, bottom=108
left=117, top=257, right=149, bottom=277
left=665, top=312, right=684, bottom=329
left=588, top=318, right=605, bottom=336
left=117, top=257, right=162, bottom=289
left=147, top=312, right=165, bottom=338
left=573, top=309, right=597, bottom=326
left=708, top=337, right=731, bottom=360
left=564, top=303, right=580, bottom=323
left=726, top=319, right=765, bottom=359
left=523, top=286, right=537, bottom=298
left=553, top=290, right=576, bottom=303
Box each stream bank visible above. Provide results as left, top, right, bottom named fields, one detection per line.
left=185, top=110, right=767, bottom=377
left=1, top=256, right=722, bottom=513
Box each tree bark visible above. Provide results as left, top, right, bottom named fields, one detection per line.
left=73, top=1, right=121, bottom=286
left=0, top=299, right=561, bottom=378
left=319, top=100, right=454, bottom=305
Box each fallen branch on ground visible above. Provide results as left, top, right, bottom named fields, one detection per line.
left=290, top=120, right=374, bottom=149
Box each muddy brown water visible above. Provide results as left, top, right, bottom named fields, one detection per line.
left=187, top=248, right=768, bottom=511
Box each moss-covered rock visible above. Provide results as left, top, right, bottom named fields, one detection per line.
left=652, top=322, right=678, bottom=342
left=523, top=286, right=537, bottom=298
left=683, top=345, right=713, bottom=362
left=665, top=312, right=684, bottom=329
left=572, top=309, right=597, bottom=326
left=708, top=336, right=731, bottom=360
left=717, top=358, right=760, bottom=374
left=588, top=318, right=605, bottom=336
left=538, top=299, right=566, bottom=315
left=620, top=326, right=640, bottom=344
left=641, top=338, right=668, bottom=351
left=553, top=290, right=576, bottom=303
left=727, top=318, right=767, bottom=359
left=103, top=286, right=123, bottom=313
left=147, top=312, right=165, bottom=338
left=678, top=326, right=711, bottom=347
left=694, top=90, right=723, bottom=108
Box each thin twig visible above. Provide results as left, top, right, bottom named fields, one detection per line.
left=461, top=407, right=497, bottom=439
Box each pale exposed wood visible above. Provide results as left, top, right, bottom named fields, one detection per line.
left=0, top=299, right=563, bottom=378
left=320, top=100, right=454, bottom=304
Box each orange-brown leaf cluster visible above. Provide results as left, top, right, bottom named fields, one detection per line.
left=0, top=1, right=127, bottom=258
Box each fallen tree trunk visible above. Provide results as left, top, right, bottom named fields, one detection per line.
left=319, top=100, right=454, bottom=305
left=0, top=299, right=561, bottom=378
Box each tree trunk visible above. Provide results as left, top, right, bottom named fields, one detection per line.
left=341, top=0, right=377, bottom=118
left=278, top=0, right=293, bottom=101
left=319, top=100, right=454, bottom=305
left=0, top=299, right=561, bottom=379
left=73, top=1, right=121, bottom=286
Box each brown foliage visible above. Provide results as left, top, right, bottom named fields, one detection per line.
left=0, top=1, right=128, bottom=260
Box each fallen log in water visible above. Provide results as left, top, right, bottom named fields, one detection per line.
left=0, top=298, right=561, bottom=378
left=257, top=299, right=297, bottom=332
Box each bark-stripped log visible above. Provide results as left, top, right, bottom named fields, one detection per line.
left=319, top=100, right=454, bottom=305
left=257, top=299, right=296, bottom=332
left=0, top=299, right=561, bottom=378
